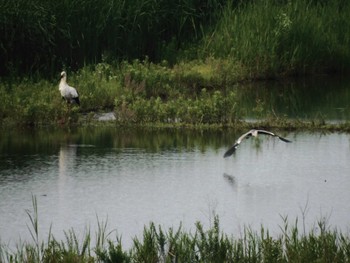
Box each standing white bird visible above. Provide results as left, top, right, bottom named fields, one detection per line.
left=223, top=129, right=292, bottom=158
left=59, top=71, right=80, bottom=105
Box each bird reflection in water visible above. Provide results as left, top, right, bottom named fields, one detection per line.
left=59, top=145, right=78, bottom=178
left=223, top=173, right=237, bottom=190
left=58, top=145, right=79, bottom=204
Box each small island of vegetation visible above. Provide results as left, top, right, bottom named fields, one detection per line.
left=0, top=0, right=349, bottom=129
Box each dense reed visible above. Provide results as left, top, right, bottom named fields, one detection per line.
left=0, top=0, right=224, bottom=77
left=1, top=197, right=350, bottom=262
left=200, top=0, right=350, bottom=77
left=1, top=0, right=349, bottom=77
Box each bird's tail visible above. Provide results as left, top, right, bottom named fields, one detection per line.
left=74, top=97, right=80, bottom=105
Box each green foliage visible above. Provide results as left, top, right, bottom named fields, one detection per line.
left=1, top=0, right=350, bottom=127
left=1, top=0, right=350, bottom=80
left=74, top=64, right=122, bottom=112
left=0, top=79, right=71, bottom=126
left=200, top=0, right=350, bottom=76
left=195, top=216, right=234, bottom=262
left=114, top=89, right=237, bottom=125
left=96, top=240, right=131, bottom=263
left=42, top=230, right=93, bottom=263
left=110, top=58, right=240, bottom=125
left=0, top=0, right=225, bottom=76
left=2, top=198, right=350, bottom=263
left=3, top=207, right=350, bottom=263
left=119, top=59, right=174, bottom=99
left=0, top=58, right=243, bottom=126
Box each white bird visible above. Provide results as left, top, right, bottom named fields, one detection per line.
left=59, top=71, right=80, bottom=105
left=223, top=129, right=292, bottom=158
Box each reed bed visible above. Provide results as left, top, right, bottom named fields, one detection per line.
left=1, top=0, right=349, bottom=78
left=1, top=197, right=350, bottom=263
left=200, top=0, right=350, bottom=77
left=0, top=0, right=224, bottom=77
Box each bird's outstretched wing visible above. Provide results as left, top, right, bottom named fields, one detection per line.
left=223, top=130, right=253, bottom=158
left=223, top=129, right=292, bottom=158
left=256, top=130, right=292, bottom=143
left=223, top=142, right=239, bottom=158
left=276, top=136, right=292, bottom=143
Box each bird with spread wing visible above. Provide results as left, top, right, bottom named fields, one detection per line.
left=223, top=129, right=292, bottom=158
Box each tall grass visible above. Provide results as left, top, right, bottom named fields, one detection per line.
left=1, top=59, right=350, bottom=128
left=3, top=0, right=349, bottom=78
left=0, top=59, right=240, bottom=126
left=1, top=198, right=350, bottom=263
left=0, top=0, right=225, bottom=77
left=200, top=0, right=350, bottom=77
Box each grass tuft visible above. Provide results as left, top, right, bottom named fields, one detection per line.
left=1, top=199, right=350, bottom=263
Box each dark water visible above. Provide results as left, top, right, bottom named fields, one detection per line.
left=1, top=76, right=350, bottom=248
left=0, top=127, right=349, bottom=249
left=235, top=75, right=350, bottom=121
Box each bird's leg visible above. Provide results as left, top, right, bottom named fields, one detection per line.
left=68, top=103, right=72, bottom=121
left=63, top=102, right=71, bottom=124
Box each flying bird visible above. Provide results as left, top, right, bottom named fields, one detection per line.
left=59, top=71, right=80, bottom=105
left=223, top=129, right=292, bottom=158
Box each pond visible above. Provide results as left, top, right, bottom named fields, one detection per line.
left=0, top=126, right=350, bottom=249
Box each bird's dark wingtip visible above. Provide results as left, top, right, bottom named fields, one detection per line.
left=278, top=136, right=292, bottom=143
left=223, top=144, right=238, bottom=158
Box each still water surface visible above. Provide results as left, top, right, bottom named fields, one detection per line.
left=1, top=127, right=350, bottom=248
left=236, top=76, right=350, bottom=121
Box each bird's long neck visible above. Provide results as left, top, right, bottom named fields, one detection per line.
left=59, top=77, right=67, bottom=90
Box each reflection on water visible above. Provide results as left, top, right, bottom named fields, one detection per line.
left=0, top=126, right=350, bottom=249
left=1, top=76, right=350, bottom=247
left=235, top=76, right=350, bottom=121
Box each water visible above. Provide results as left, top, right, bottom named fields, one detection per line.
left=0, top=127, right=350, bottom=249
left=1, top=76, right=350, bottom=248
left=235, top=76, right=350, bottom=121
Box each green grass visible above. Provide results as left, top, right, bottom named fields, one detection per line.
left=1, top=0, right=350, bottom=128
left=0, top=0, right=224, bottom=76
left=1, top=60, right=350, bottom=131
left=199, top=0, right=350, bottom=77
left=1, top=197, right=350, bottom=262
left=1, top=0, right=350, bottom=77
left=0, top=59, right=241, bottom=127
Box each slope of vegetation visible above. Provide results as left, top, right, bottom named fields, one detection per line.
left=1, top=0, right=350, bottom=127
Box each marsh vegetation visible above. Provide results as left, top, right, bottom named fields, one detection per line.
left=1, top=197, right=350, bottom=263
left=1, top=0, right=350, bottom=127
left=1, top=1, right=350, bottom=261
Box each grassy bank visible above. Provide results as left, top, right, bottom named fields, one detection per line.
left=0, top=59, right=240, bottom=127
left=1, top=60, right=350, bottom=130
left=1, top=197, right=350, bottom=263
